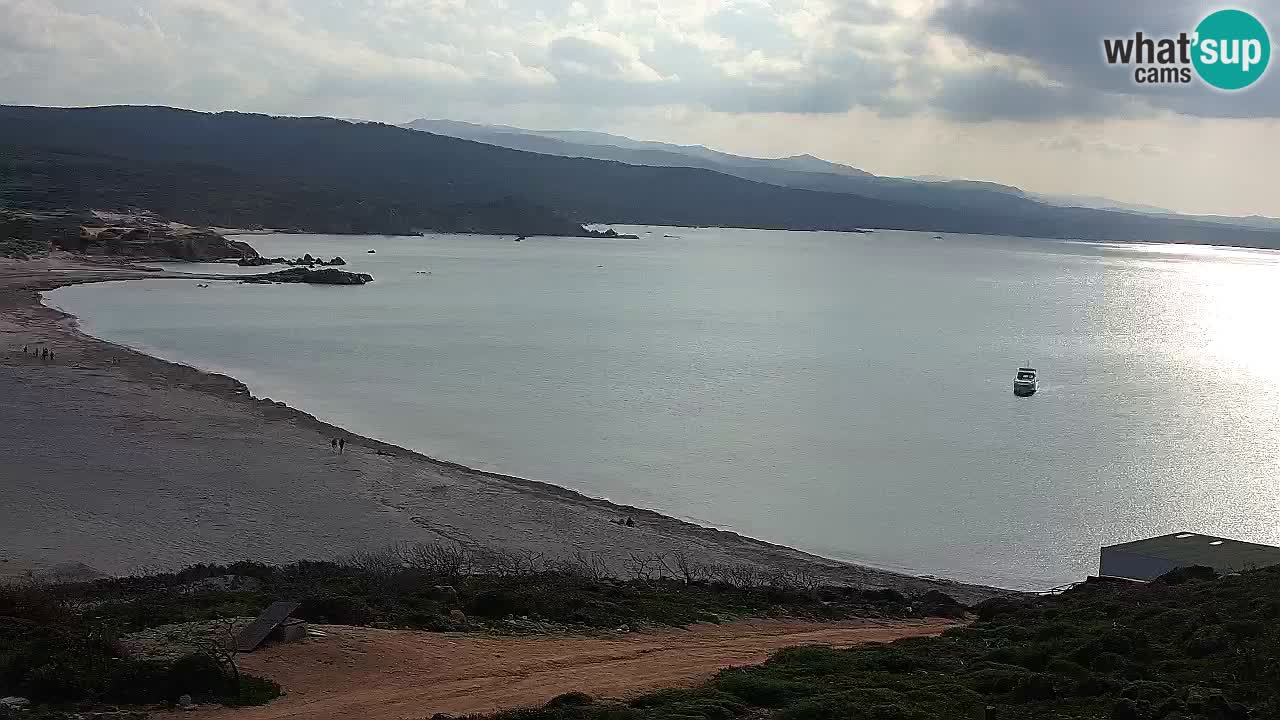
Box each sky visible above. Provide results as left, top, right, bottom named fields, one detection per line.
left=1, top=0, right=1278, bottom=217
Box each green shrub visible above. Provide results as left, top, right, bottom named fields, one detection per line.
left=470, top=589, right=521, bottom=619
left=0, top=585, right=277, bottom=710
left=545, top=692, right=594, bottom=708
left=1119, top=680, right=1175, bottom=704
left=298, top=594, right=373, bottom=625
left=1186, top=626, right=1232, bottom=658
left=225, top=675, right=283, bottom=707
left=165, top=653, right=233, bottom=701
left=717, top=670, right=814, bottom=706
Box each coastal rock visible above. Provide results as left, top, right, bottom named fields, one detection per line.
left=582, top=228, right=641, bottom=240
left=243, top=268, right=373, bottom=285
left=239, top=254, right=346, bottom=268
left=0, top=696, right=31, bottom=712
left=238, top=256, right=282, bottom=267
left=40, top=209, right=264, bottom=262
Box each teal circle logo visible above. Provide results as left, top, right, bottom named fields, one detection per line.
left=1193, top=9, right=1270, bottom=90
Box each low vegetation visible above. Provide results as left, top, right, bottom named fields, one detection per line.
left=0, top=584, right=279, bottom=715
left=0, top=211, right=50, bottom=259
left=0, top=235, right=48, bottom=259
left=13, top=545, right=1277, bottom=719
left=21, top=544, right=959, bottom=638
left=1, top=543, right=960, bottom=716
left=479, top=566, right=1280, bottom=720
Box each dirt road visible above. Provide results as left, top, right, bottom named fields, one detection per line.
left=181, top=618, right=957, bottom=720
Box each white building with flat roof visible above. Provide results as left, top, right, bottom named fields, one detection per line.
left=1099, top=532, right=1280, bottom=581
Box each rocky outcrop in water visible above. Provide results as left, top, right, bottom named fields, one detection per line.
left=243, top=268, right=373, bottom=285
left=237, top=254, right=346, bottom=268
left=582, top=228, right=641, bottom=240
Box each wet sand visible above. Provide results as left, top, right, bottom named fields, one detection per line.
left=0, top=254, right=1001, bottom=602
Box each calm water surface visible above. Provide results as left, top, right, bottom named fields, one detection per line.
left=46, top=228, right=1280, bottom=588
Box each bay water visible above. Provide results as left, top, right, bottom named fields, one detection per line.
left=45, top=227, right=1280, bottom=588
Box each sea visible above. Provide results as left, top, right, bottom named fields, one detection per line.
left=44, top=227, right=1280, bottom=589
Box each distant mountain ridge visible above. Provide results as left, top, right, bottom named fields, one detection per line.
left=408, top=118, right=1280, bottom=233
left=3, top=105, right=1280, bottom=248
left=405, top=118, right=1063, bottom=216
left=406, top=119, right=873, bottom=177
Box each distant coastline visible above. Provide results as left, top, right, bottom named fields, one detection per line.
left=5, top=104, right=1280, bottom=248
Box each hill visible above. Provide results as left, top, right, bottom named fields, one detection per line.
left=3, top=105, right=1280, bottom=246
left=410, top=119, right=1280, bottom=237
left=405, top=119, right=1052, bottom=215
left=405, top=119, right=875, bottom=178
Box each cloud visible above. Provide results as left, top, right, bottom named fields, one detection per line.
left=0, top=0, right=915, bottom=118
left=0, top=0, right=1277, bottom=126
left=548, top=34, right=665, bottom=83
left=1039, top=135, right=1169, bottom=156
left=930, top=0, right=1280, bottom=119
left=928, top=67, right=1116, bottom=122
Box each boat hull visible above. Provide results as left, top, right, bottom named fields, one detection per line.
left=1013, top=382, right=1037, bottom=397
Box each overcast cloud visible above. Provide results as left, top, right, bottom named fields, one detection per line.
left=1, top=0, right=1277, bottom=215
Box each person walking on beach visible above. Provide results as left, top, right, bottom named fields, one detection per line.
left=41, top=348, right=48, bottom=361
left=338, top=437, right=345, bottom=454
left=331, top=438, right=338, bottom=452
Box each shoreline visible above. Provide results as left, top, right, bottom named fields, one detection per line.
left=0, top=254, right=1008, bottom=602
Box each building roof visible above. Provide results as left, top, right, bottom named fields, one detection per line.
left=1102, top=532, right=1280, bottom=573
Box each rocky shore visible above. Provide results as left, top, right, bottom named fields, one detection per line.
left=236, top=253, right=346, bottom=268
left=242, top=267, right=373, bottom=285
left=1, top=208, right=258, bottom=262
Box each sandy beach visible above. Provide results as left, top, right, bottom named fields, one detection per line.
left=0, top=253, right=1001, bottom=602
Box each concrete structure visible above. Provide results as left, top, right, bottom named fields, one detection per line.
left=270, top=618, right=308, bottom=644
left=1100, top=532, right=1280, bottom=581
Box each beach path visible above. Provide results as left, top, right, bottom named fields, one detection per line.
left=174, top=618, right=958, bottom=719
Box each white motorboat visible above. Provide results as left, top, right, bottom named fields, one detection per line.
left=1014, top=367, right=1038, bottom=396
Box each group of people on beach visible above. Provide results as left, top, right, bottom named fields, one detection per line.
left=330, top=437, right=346, bottom=453
left=20, top=345, right=54, bottom=361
